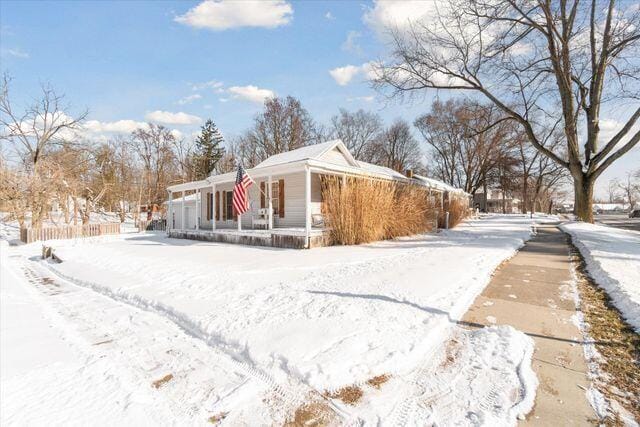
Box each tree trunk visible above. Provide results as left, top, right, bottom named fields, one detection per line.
left=573, top=175, right=595, bottom=222
left=522, top=175, right=528, bottom=215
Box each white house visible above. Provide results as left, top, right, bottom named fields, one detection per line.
left=167, top=139, right=461, bottom=248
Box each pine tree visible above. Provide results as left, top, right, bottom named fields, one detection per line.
left=194, top=119, right=225, bottom=179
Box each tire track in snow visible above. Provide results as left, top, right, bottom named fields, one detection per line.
left=35, top=257, right=359, bottom=424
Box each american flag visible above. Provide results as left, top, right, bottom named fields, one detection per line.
left=232, top=164, right=254, bottom=215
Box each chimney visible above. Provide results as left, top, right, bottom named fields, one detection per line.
left=405, top=169, right=414, bottom=178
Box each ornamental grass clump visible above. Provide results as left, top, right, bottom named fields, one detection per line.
left=321, top=177, right=437, bottom=245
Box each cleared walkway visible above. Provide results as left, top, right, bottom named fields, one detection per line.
left=462, top=224, right=595, bottom=425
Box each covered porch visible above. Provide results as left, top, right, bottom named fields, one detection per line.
left=166, top=163, right=336, bottom=249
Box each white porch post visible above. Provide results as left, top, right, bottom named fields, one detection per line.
left=181, top=191, right=185, bottom=231
left=167, top=190, right=172, bottom=233
left=268, top=175, right=273, bottom=230
left=238, top=213, right=242, bottom=231
left=305, top=166, right=311, bottom=247
left=195, top=188, right=200, bottom=230
left=212, top=183, right=216, bottom=230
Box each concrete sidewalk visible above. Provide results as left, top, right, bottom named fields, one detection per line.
left=462, top=224, right=595, bottom=425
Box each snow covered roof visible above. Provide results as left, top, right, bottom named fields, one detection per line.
left=254, top=140, right=358, bottom=168
left=357, top=161, right=407, bottom=180
left=413, top=175, right=469, bottom=194
left=165, top=193, right=198, bottom=204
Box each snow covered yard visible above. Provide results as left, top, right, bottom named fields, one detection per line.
left=561, top=221, right=640, bottom=332
left=2, top=215, right=553, bottom=424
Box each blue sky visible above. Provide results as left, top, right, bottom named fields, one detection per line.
left=1, top=0, right=637, bottom=198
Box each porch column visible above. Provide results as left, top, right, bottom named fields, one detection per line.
left=167, top=190, right=172, bottom=233
left=305, top=166, right=311, bottom=247
left=212, top=183, right=216, bottom=230
left=268, top=175, right=273, bottom=229
left=195, top=188, right=200, bottom=230
left=181, top=191, right=185, bottom=231
left=341, top=174, right=347, bottom=187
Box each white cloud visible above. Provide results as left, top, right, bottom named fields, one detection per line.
left=2, top=47, right=29, bottom=59
left=347, top=96, right=375, bottom=103
left=145, top=110, right=202, bottom=125
left=170, top=129, right=184, bottom=140
left=84, top=119, right=148, bottom=134
left=329, top=62, right=379, bottom=86
left=325, top=11, right=334, bottom=20
left=596, top=118, right=640, bottom=146
left=191, top=80, right=224, bottom=92
left=177, top=94, right=202, bottom=105
left=227, top=85, right=275, bottom=103
left=175, top=0, right=293, bottom=31
left=341, top=31, right=362, bottom=54
left=363, top=0, right=440, bottom=35
left=329, top=65, right=361, bottom=86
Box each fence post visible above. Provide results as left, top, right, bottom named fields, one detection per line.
left=445, top=211, right=450, bottom=230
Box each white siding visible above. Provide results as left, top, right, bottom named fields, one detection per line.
left=319, top=147, right=353, bottom=167
left=170, top=200, right=196, bottom=230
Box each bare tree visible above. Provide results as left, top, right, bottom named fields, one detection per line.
left=0, top=75, right=86, bottom=168
left=374, top=0, right=640, bottom=222
left=616, top=172, right=639, bottom=209
left=370, top=119, right=422, bottom=172
left=329, top=109, right=383, bottom=161
left=0, top=76, right=87, bottom=227
left=131, top=123, right=178, bottom=207
left=236, top=96, right=321, bottom=166
left=606, top=179, right=620, bottom=203
left=415, top=99, right=516, bottom=194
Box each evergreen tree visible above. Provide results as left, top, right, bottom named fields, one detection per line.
left=194, top=119, right=225, bottom=179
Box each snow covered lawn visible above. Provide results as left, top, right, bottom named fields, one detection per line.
left=3, top=215, right=553, bottom=424
left=561, top=221, right=640, bottom=332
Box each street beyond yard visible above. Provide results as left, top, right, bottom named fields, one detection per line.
left=2, top=215, right=550, bottom=425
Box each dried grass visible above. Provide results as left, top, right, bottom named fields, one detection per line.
left=571, top=244, right=640, bottom=424
left=366, top=374, right=390, bottom=390
left=321, top=177, right=438, bottom=245
left=284, top=401, right=336, bottom=427
left=324, top=385, right=364, bottom=405
left=207, top=412, right=228, bottom=424
left=438, top=195, right=469, bottom=229
left=151, top=373, right=173, bottom=389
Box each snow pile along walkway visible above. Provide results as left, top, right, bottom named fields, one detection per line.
left=561, top=221, right=640, bottom=332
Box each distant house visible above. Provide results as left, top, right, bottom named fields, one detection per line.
left=167, top=140, right=468, bottom=248
left=474, top=189, right=522, bottom=214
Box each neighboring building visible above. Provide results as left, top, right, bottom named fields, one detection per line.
left=167, top=140, right=468, bottom=248
left=139, top=203, right=163, bottom=221
left=474, top=189, right=522, bottom=214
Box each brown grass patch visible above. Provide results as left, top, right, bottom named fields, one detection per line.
left=321, top=177, right=439, bottom=245
left=324, top=385, right=363, bottom=406
left=283, top=401, right=336, bottom=427
left=366, top=374, right=390, bottom=390
left=207, top=412, right=227, bottom=424
left=151, top=373, right=173, bottom=389
left=438, top=195, right=468, bottom=229
left=570, top=243, right=640, bottom=424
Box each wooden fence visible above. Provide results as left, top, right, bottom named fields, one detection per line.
left=20, top=223, right=121, bottom=244
left=137, top=219, right=167, bottom=232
